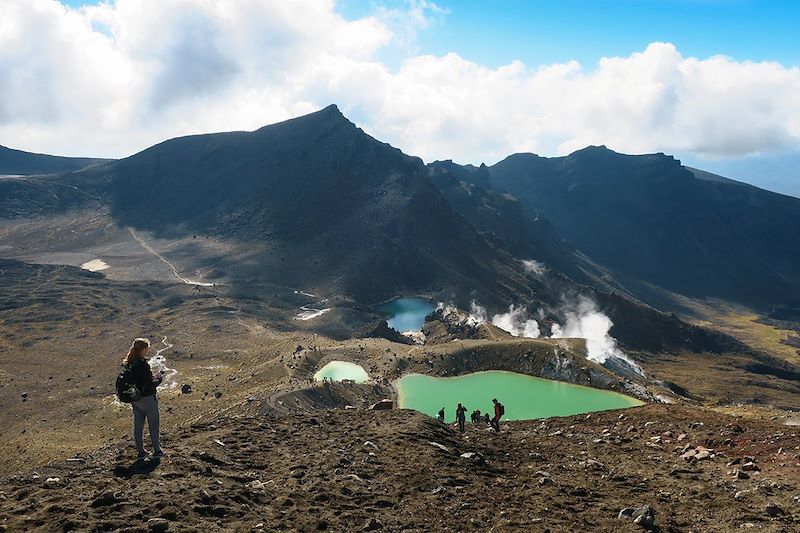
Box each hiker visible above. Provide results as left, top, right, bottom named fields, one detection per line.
left=484, top=412, right=490, bottom=425
left=491, top=398, right=505, bottom=432
left=471, top=408, right=481, bottom=424
left=456, top=403, right=467, bottom=433
left=436, top=407, right=445, bottom=423
left=122, top=338, right=165, bottom=459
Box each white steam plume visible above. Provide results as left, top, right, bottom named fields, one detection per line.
left=468, top=301, right=488, bottom=324
left=491, top=305, right=540, bottom=338
left=436, top=301, right=487, bottom=326
left=521, top=259, right=546, bottom=277
left=462, top=301, right=540, bottom=338
left=549, top=296, right=640, bottom=371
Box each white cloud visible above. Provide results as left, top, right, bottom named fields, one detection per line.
left=1, top=0, right=799, bottom=163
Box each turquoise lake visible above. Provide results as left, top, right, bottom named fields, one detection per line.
left=376, top=297, right=435, bottom=332
left=396, top=371, right=643, bottom=423
left=313, top=361, right=369, bottom=383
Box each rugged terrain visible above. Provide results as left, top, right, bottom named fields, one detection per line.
left=0, top=145, right=109, bottom=176
left=1, top=405, right=798, bottom=532
left=473, top=147, right=800, bottom=309
left=0, top=106, right=536, bottom=307
left=2, top=106, right=800, bottom=531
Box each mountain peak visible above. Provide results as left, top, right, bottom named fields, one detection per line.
left=321, top=103, right=342, bottom=114
left=308, top=103, right=347, bottom=123
left=299, top=103, right=349, bottom=124
left=253, top=104, right=355, bottom=136
left=567, top=145, right=615, bottom=158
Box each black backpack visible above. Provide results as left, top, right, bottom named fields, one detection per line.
left=498, top=403, right=505, bottom=416
left=115, top=365, right=141, bottom=403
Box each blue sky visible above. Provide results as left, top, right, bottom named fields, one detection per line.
left=64, top=1, right=800, bottom=68
left=346, top=0, right=800, bottom=68
left=20, top=1, right=800, bottom=196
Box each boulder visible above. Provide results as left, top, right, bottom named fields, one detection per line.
left=618, top=505, right=656, bottom=530
left=363, top=518, right=382, bottom=531
left=459, top=452, right=486, bottom=465
left=764, top=503, right=784, bottom=517
left=681, top=446, right=713, bottom=462
left=90, top=491, right=123, bottom=508
left=147, top=518, right=171, bottom=532
left=733, top=469, right=750, bottom=480
left=181, top=384, right=192, bottom=394
left=368, top=399, right=393, bottom=411
left=429, top=442, right=449, bottom=452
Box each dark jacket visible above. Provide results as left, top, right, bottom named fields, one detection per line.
left=129, top=358, right=162, bottom=397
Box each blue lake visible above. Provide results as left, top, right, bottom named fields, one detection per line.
left=376, top=297, right=435, bottom=332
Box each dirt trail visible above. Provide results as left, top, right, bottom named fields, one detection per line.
left=128, top=228, right=213, bottom=286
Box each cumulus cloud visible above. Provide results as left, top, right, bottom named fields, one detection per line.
left=1, top=0, right=799, bottom=162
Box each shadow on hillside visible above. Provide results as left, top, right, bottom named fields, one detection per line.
left=112, top=457, right=161, bottom=479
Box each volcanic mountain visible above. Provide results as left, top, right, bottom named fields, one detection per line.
left=460, top=147, right=800, bottom=309
left=3, top=105, right=800, bottom=493
left=1, top=105, right=764, bottom=359
left=1, top=106, right=540, bottom=306
left=0, top=144, right=109, bottom=175
left=426, top=159, right=626, bottom=295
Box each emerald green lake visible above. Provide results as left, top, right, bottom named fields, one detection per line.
left=396, top=371, right=643, bottom=423
left=376, top=297, right=435, bottom=332
left=313, top=361, right=369, bottom=383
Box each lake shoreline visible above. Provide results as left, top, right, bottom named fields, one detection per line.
left=396, top=370, right=643, bottom=423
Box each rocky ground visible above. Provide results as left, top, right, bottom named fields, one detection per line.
left=3, top=259, right=800, bottom=532
left=1, top=405, right=798, bottom=532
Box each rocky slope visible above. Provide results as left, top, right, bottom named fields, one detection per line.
left=3, top=257, right=799, bottom=476
left=0, top=106, right=537, bottom=306
left=0, top=405, right=797, bottom=532
left=483, top=147, right=800, bottom=309
left=426, top=160, right=628, bottom=297
left=0, top=145, right=109, bottom=175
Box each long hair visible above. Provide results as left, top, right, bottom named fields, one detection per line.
left=123, top=338, right=150, bottom=366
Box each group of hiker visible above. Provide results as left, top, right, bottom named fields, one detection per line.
left=436, top=398, right=504, bottom=432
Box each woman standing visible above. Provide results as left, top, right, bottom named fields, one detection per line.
left=122, top=338, right=165, bottom=459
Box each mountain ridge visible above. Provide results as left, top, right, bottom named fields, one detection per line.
left=478, top=146, right=800, bottom=309
left=0, top=144, right=111, bottom=175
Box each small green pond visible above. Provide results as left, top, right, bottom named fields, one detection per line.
left=314, top=361, right=369, bottom=383
left=376, top=297, right=435, bottom=332
left=396, top=371, right=643, bottom=423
